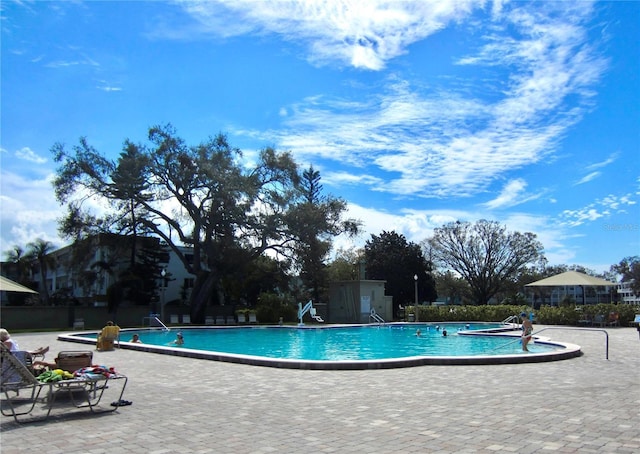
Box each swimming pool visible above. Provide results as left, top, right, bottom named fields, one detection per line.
left=59, top=323, right=582, bottom=369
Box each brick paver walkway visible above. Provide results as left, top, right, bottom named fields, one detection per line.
left=1, top=326, right=639, bottom=453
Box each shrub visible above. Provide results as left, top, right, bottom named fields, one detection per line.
left=414, top=303, right=639, bottom=326
left=255, top=292, right=297, bottom=324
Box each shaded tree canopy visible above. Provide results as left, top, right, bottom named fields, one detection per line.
left=428, top=220, right=545, bottom=305
left=611, top=256, right=640, bottom=296
left=434, top=270, right=472, bottom=305
left=52, top=124, right=358, bottom=322
left=287, top=166, right=360, bottom=302
left=326, top=247, right=365, bottom=282
left=364, top=231, right=436, bottom=316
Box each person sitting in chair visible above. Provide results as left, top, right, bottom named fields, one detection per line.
left=96, top=321, right=120, bottom=351
left=1, top=328, right=49, bottom=356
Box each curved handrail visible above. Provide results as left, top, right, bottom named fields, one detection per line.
left=489, top=326, right=609, bottom=360
left=369, top=308, right=385, bottom=324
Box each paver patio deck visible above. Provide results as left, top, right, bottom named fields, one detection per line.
left=1, top=325, right=639, bottom=453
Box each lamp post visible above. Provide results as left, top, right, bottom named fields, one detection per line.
left=160, top=268, right=166, bottom=322
left=414, top=274, right=419, bottom=323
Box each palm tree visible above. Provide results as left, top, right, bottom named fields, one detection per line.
left=3, top=246, right=30, bottom=283
left=26, top=238, right=56, bottom=305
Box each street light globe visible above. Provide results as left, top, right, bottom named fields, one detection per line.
left=414, top=274, right=418, bottom=281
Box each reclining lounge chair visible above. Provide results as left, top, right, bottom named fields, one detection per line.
left=1, top=345, right=128, bottom=423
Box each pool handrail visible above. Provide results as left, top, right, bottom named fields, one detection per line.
left=369, top=308, right=385, bottom=324
left=152, top=316, right=170, bottom=331
left=502, top=315, right=519, bottom=325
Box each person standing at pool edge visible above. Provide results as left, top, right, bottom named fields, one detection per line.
left=521, top=312, right=533, bottom=351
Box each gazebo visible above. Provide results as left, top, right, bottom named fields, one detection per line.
left=525, top=271, right=617, bottom=306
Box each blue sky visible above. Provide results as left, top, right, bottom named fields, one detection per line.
left=1, top=0, right=639, bottom=274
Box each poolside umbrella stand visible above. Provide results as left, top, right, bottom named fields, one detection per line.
left=0, top=275, right=39, bottom=294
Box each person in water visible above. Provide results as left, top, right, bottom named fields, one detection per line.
left=172, top=331, right=184, bottom=345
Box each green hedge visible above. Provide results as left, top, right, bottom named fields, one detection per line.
left=255, top=292, right=297, bottom=324
left=413, top=304, right=639, bottom=326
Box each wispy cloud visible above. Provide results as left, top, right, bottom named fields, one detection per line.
left=216, top=2, right=607, bottom=199
left=586, top=152, right=619, bottom=171
left=574, top=152, right=619, bottom=185
left=15, top=147, right=47, bottom=164
left=97, top=82, right=122, bottom=92
left=574, top=171, right=600, bottom=185
left=45, top=56, right=99, bottom=68
left=176, top=0, right=477, bottom=70
left=483, top=179, right=533, bottom=209
left=322, top=171, right=384, bottom=188
left=559, top=193, right=637, bottom=227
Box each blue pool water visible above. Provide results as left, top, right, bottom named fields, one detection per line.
left=81, top=323, right=560, bottom=360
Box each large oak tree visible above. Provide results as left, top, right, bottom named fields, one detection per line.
left=428, top=220, right=545, bottom=305
left=52, top=125, right=356, bottom=322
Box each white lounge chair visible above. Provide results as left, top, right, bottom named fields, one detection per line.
left=1, top=345, right=128, bottom=423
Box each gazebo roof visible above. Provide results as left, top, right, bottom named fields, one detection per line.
left=524, top=270, right=617, bottom=287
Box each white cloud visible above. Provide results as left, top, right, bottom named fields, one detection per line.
left=97, top=84, right=122, bottom=92
left=15, top=147, right=47, bottom=164
left=559, top=193, right=637, bottom=227
left=574, top=171, right=600, bottom=185
left=585, top=152, right=619, bottom=170
left=322, top=171, right=383, bottom=188
left=177, top=0, right=477, bottom=70
left=483, top=179, right=529, bottom=209
left=574, top=152, right=619, bottom=185
left=0, top=171, right=61, bottom=248
left=44, top=55, right=99, bottom=68
left=220, top=2, right=607, bottom=199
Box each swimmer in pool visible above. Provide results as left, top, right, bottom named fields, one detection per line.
left=171, top=331, right=184, bottom=346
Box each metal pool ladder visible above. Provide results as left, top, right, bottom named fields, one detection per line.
left=502, top=315, right=520, bottom=325
left=370, top=308, right=385, bottom=325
